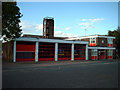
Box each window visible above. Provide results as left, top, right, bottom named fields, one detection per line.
left=108, top=50, right=113, bottom=56
left=102, top=40, right=104, bottom=43
left=47, top=22, right=49, bottom=25
left=46, top=27, right=49, bottom=30
left=44, top=21, right=46, bottom=25
left=108, top=38, right=113, bottom=44
left=90, top=38, right=96, bottom=43
left=44, top=27, right=46, bottom=32
left=91, top=49, right=97, bottom=56
left=46, top=34, right=49, bottom=36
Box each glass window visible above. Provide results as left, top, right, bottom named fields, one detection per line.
left=108, top=38, right=113, bottom=44
left=107, top=50, right=113, bottom=56
left=91, top=49, right=97, bottom=56
left=44, top=21, right=46, bottom=25
left=44, top=27, right=46, bottom=31
left=90, top=38, right=96, bottom=43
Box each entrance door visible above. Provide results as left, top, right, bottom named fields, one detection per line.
left=98, top=50, right=106, bottom=60
left=107, top=50, right=113, bottom=59
left=91, top=49, right=97, bottom=60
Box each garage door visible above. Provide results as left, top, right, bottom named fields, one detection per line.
left=16, top=41, right=35, bottom=61
left=58, top=43, right=71, bottom=60
left=38, top=42, right=55, bottom=61
left=74, top=44, right=86, bottom=60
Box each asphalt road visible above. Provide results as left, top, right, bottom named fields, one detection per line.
left=2, top=60, right=118, bottom=88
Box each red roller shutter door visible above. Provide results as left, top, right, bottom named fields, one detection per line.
left=38, top=42, right=55, bottom=61
left=58, top=43, right=71, bottom=60
left=16, top=41, right=35, bottom=61
left=74, top=44, right=86, bottom=60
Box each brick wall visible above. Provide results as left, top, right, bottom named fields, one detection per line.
left=97, top=37, right=107, bottom=47
left=2, top=41, right=14, bottom=62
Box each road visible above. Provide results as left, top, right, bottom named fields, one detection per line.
left=2, top=60, right=118, bottom=88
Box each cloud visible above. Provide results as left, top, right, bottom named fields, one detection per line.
left=54, top=31, right=63, bottom=35
left=35, top=24, right=43, bottom=31
left=81, top=19, right=87, bottom=21
left=55, top=31, right=78, bottom=37
left=79, top=22, right=95, bottom=29
left=89, top=18, right=104, bottom=23
left=81, top=18, right=104, bottom=23
left=65, top=27, right=71, bottom=30
left=63, top=33, right=78, bottom=37
left=79, top=18, right=104, bottom=29
left=19, top=21, right=43, bottom=34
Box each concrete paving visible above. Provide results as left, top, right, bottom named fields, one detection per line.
left=2, top=60, right=118, bottom=88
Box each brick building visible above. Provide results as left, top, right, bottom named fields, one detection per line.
left=43, top=17, right=54, bottom=39
left=66, top=35, right=116, bottom=60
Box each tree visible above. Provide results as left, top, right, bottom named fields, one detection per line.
left=117, top=26, right=120, bottom=32
left=2, top=2, right=23, bottom=41
left=108, top=27, right=120, bottom=58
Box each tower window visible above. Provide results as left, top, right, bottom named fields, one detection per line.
left=46, top=34, right=49, bottom=36
left=44, top=21, right=46, bottom=25
left=46, top=27, right=49, bottom=29
left=47, top=22, right=49, bottom=25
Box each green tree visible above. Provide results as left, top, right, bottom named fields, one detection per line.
left=2, top=2, right=23, bottom=41
left=108, top=27, right=120, bottom=58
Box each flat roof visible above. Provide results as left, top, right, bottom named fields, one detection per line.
left=43, top=17, right=54, bottom=20
left=22, top=34, right=69, bottom=40
left=88, top=47, right=115, bottom=50
left=15, top=37, right=88, bottom=45
left=65, top=35, right=115, bottom=40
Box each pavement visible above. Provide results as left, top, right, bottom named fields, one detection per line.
left=2, top=59, right=119, bottom=88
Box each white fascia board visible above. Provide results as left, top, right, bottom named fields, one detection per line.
left=14, top=37, right=89, bottom=44
left=66, top=35, right=115, bottom=40
left=79, top=36, right=115, bottom=39
left=98, top=36, right=115, bottom=39
left=88, top=47, right=116, bottom=50
left=65, top=38, right=82, bottom=40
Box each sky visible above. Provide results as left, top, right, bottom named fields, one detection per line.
left=17, top=2, right=118, bottom=37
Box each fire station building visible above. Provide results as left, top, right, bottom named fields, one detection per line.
left=2, top=17, right=116, bottom=62
left=12, top=37, right=88, bottom=62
